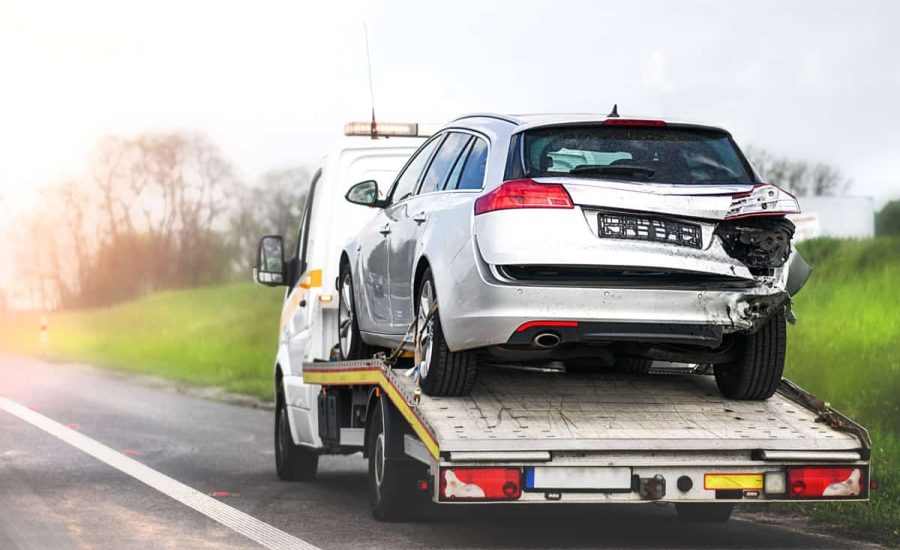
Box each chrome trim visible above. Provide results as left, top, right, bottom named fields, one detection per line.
left=449, top=451, right=551, bottom=462
left=758, top=450, right=862, bottom=462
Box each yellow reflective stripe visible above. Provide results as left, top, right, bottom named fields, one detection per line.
left=302, top=366, right=440, bottom=459
left=704, top=473, right=763, bottom=490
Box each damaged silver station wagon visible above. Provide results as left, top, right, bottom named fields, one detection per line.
left=338, top=111, right=812, bottom=400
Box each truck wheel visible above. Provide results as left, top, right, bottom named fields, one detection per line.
left=416, top=268, right=478, bottom=397
left=338, top=265, right=379, bottom=360
left=675, top=503, right=733, bottom=523
left=616, top=356, right=653, bottom=374
left=714, top=311, right=786, bottom=400
left=275, top=384, right=318, bottom=481
left=367, top=403, right=426, bottom=522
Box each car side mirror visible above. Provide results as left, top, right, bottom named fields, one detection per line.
left=345, top=180, right=383, bottom=207
left=255, top=235, right=287, bottom=286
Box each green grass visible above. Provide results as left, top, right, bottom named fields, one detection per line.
left=0, top=238, right=897, bottom=542
left=0, top=283, right=285, bottom=400
left=781, top=237, right=900, bottom=543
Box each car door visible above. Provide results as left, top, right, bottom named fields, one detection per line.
left=387, top=132, right=473, bottom=329
left=363, top=136, right=442, bottom=332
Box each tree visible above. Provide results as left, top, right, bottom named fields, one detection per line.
left=744, top=148, right=851, bottom=196
left=876, top=200, right=900, bottom=236
left=228, top=168, right=310, bottom=276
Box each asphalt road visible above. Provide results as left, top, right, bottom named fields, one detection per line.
left=0, top=353, right=875, bottom=549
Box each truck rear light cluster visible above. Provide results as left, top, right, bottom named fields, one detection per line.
left=787, top=467, right=863, bottom=498
left=474, top=179, right=573, bottom=215
left=440, top=468, right=522, bottom=501
left=725, top=184, right=800, bottom=220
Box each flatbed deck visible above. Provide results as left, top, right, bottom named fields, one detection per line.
left=303, top=360, right=866, bottom=459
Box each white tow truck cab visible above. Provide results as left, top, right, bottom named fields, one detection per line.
left=255, top=122, right=871, bottom=523
left=256, top=121, right=428, bottom=451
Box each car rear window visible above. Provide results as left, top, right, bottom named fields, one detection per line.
left=521, top=125, right=754, bottom=185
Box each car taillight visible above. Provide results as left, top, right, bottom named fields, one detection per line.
left=725, top=184, right=800, bottom=220
left=440, top=468, right=522, bottom=500
left=474, top=179, right=573, bottom=215
left=787, top=467, right=863, bottom=498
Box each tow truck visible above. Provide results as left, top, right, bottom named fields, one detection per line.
left=255, top=121, right=871, bottom=523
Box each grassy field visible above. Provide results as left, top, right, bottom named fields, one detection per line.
left=0, top=237, right=897, bottom=542
left=0, top=283, right=286, bottom=399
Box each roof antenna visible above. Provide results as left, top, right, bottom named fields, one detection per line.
left=608, top=104, right=620, bottom=118
left=364, top=21, right=378, bottom=139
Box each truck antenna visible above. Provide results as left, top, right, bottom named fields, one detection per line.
left=364, top=21, right=378, bottom=139
left=608, top=104, right=620, bottom=118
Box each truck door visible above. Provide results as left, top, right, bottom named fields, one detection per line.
left=285, top=170, right=320, bottom=368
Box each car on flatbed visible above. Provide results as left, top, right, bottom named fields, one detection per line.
left=337, top=112, right=812, bottom=400
left=253, top=119, right=871, bottom=525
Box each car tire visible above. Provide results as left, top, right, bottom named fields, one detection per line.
left=416, top=268, right=478, bottom=397
left=338, top=264, right=380, bottom=361
left=616, top=356, right=654, bottom=374
left=367, top=402, right=426, bottom=522
left=714, top=311, right=786, bottom=400
left=675, top=503, right=733, bottom=523
left=275, top=383, right=318, bottom=481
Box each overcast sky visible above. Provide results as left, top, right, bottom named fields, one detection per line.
left=1, top=0, right=898, bottom=223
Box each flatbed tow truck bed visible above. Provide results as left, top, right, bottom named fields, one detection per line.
left=303, top=360, right=871, bottom=506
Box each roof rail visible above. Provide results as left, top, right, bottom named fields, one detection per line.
left=452, top=113, right=522, bottom=125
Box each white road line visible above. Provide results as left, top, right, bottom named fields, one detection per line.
left=0, top=397, right=319, bottom=550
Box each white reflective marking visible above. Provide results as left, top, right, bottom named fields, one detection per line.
left=0, top=397, right=318, bottom=550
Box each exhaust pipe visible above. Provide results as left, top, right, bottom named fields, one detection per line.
left=533, top=332, right=561, bottom=349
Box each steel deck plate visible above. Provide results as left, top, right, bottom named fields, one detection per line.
left=394, top=368, right=861, bottom=453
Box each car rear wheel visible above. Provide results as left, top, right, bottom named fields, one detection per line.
left=714, top=311, right=786, bottom=400
left=338, top=264, right=380, bottom=361
left=675, top=503, right=733, bottom=523
left=416, top=269, right=478, bottom=397
left=275, top=383, right=318, bottom=481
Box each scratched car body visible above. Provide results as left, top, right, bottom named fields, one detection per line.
left=338, top=112, right=811, bottom=400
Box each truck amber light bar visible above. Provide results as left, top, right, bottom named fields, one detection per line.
left=344, top=121, right=419, bottom=137
left=725, top=184, right=800, bottom=220
left=440, top=468, right=522, bottom=501
left=787, top=467, right=863, bottom=498
left=515, top=320, right=579, bottom=332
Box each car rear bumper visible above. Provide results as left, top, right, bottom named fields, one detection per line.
left=439, top=255, right=789, bottom=352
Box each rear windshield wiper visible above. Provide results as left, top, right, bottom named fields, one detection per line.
left=568, top=164, right=656, bottom=180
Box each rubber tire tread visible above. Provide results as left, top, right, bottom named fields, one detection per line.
left=616, top=356, right=653, bottom=374
left=367, top=403, right=426, bottom=522
left=275, top=385, right=319, bottom=481
left=417, top=269, right=478, bottom=397
left=714, top=311, right=786, bottom=401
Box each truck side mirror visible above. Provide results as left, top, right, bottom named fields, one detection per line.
left=255, top=235, right=287, bottom=286
left=345, top=180, right=383, bottom=207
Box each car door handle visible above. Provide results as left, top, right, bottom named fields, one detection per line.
left=379, top=224, right=391, bottom=235
left=413, top=212, right=426, bottom=224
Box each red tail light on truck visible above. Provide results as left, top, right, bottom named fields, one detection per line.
left=440, top=468, right=522, bottom=501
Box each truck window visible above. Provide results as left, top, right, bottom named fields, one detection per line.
left=417, top=132, right=471, bottom=195
left=389, top=136, right=442, bottom=203
left=293, top=169, right=320, bottom=278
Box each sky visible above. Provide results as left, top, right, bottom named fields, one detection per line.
left=1, top=0, right=898, bottom=222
